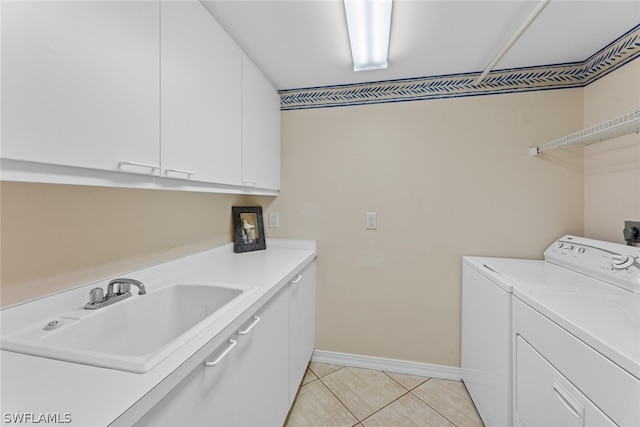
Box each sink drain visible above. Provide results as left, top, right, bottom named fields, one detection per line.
left=43, top=319, right=64, bottom=330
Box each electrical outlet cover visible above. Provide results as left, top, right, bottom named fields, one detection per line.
left=366, top=212, right=377, bottom=230
left=269, top=212, right=279, bottom=228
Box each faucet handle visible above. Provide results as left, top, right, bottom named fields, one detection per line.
left=89, top=288, right=104, bottom=304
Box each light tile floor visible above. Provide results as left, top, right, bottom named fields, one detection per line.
left=285, top=362, right=484, bottom=427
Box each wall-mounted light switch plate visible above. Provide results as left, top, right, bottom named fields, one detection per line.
left=269, top=212, right=279, bottom=228
left=366, top=212, right=377, bottom=230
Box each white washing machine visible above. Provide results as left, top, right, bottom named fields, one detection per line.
left=462, top=235, right=640, bottom=427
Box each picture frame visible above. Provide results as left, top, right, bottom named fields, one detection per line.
left=232, top=206, right=266, bottom=253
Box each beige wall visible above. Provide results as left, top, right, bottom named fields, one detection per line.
left=260, top=89, right=585, bottom=367
left=583, top=60, right=640, bottom=242
left=0, top=182, right=262, bottom=306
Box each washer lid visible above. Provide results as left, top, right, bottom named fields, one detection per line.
left=463, top=256, right=569, bottom=293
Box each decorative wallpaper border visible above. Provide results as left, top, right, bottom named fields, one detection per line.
left=280, top=23, right=640, bottom=110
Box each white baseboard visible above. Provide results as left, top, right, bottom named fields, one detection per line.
left=311, top=350, right=462, bottom=381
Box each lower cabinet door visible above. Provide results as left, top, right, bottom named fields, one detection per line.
left=289, top=261, right=316, bottom=404
left=234, top=287, right=290, bottom=427
left=135, top=287, right=291, bottom=426
left=134, top=338, right=236, bottom=427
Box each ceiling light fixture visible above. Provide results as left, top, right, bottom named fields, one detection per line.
left=344, top=0, right=393, bottom=72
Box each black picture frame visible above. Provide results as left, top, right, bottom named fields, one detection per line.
left=232, top=206, right=266, bottom=253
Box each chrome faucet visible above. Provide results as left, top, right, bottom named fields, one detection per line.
left=106, top=277, right=147, bottom=297
left=84, top=278, right=146, bottom=309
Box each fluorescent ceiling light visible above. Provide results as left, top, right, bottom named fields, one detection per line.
left=344, top=0, right=393, bottom=72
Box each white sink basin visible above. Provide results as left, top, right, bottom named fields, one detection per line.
left=0, top=284, right=255, bottom=373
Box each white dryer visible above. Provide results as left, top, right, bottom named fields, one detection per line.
left=462, top=235, right=640, bottom=427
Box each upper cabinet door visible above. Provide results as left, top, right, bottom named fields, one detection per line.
left=241, top=55, right=281, bottom=191
left=160, top=0, right=242, bottom=186
left=1, top=1, right=160, bottom=174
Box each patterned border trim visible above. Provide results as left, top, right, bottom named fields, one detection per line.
left=280, top=24, right=640, bottom=110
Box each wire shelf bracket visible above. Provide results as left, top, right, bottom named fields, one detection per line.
left=529, top=109, right=640, bottom=156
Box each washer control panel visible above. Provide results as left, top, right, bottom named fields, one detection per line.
left=545, top=235, right=640, bottom=294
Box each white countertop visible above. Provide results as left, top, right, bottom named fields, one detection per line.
left=0, top=239, right=316, bottom=426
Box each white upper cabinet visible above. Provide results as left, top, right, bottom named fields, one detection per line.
left=241, top=55, right=281, bottom=191
left=2, top=0, right=279, bottom=194
left=1, top=1, right=160, bottom=174
left=160, top=0, right=242, bottom=186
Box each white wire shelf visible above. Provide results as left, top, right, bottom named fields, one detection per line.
left=529, top=109, right=640, bottom=156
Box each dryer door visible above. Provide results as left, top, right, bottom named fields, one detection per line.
left=515, top=335, right=615, bottom=427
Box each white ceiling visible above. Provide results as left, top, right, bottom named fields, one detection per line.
left=201, top=1, right=640, bottom=91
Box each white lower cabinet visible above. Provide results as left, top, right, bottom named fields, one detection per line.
left=234, top=287, right=290, bottom=426
left=289, top=262, right=316, bottom=404
left=135, top=286, right=290, bottom=426
left=133, top=259, right=316, bottom=426
left=134, top=337, right=235, bottom=426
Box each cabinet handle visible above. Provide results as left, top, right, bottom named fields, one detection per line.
left=552, top=378, right=584, bottom=423
left=243, top=181, right=258, bottom=187
left=291, top=274, right=303, bottom=285
left=118, top=161, right=160, bottom=172
left=237, top=316, right=261, bottom=335
left=164, top=168, right=195, bottom=178
left=204, top=339, right=237, bottom=367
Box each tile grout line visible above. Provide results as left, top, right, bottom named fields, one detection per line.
left=286, top=367, right=357, bottom=427
left=355, top=376, right=462, bottom=427
left=357, top=389, right=414, bottom=425
left=409, top=387, right=462, bottom=427
left=308, top=363, right=345, bottom=379
left=308, top=365, right=364, bottom=425
left=315, top=373, right=362, bottom=425
left=318, top=367, right=434, bottom=425
left=381, top=370, right=432, bottom=392
left=374, top=372, right=473, bottom=427
left=301, top=365, right=476, bottom=427
left=351, top=371, right=423, bottom=424
left=316, top=366, right=404, bottom=424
